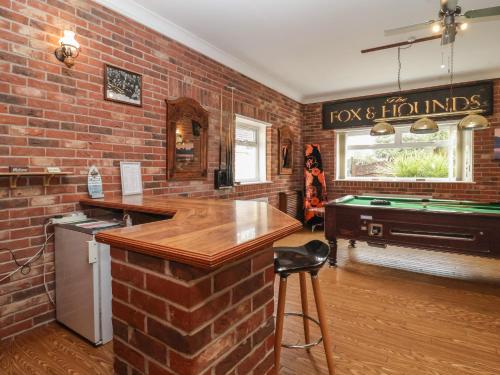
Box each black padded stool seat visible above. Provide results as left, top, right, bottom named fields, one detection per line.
left=274, top=240, right=330, bottom=275
left=273, top=240, right=335, bottom=374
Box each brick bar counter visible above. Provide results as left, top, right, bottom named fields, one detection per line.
left=81, top=196, right=302, bottom=375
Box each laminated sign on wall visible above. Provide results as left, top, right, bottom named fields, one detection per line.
left=88, top=166, right=104, bottom=199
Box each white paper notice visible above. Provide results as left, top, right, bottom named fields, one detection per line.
left=120, top=162, right=143, bottom=196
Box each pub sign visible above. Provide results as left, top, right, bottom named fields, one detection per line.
left=322, top=80, right=493, bottom=130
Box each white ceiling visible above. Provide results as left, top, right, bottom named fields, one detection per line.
left=96, top=0, right=500, bottom=103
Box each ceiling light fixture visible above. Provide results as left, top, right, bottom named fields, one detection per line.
left=370, top=44, right=413, bottom=137
left=411, top=42, right=458, bottom=134
left=370, top=121, right=395, bottom=136
left=410, top=117, right=439, bottom=134
left=458, top=113, right=490, bottom=130
left=432, top=23, right=442, bottom=33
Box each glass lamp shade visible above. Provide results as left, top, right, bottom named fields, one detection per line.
left=410, top=117, right=439, bottom=134
left=55, top=30, right=80, bottom=68
left=370, top=122, right=395, bottom=136
left=458, top=114, right=489, bottom=131
left=59, top=30, right=80, bottom=49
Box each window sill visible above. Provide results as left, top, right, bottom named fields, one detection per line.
left=335, top=179, right=475, bottom=184
left=235, top=180, right=273, bottom=186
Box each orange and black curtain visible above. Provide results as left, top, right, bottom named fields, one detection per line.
left=304, top=144, right=327, bottom=224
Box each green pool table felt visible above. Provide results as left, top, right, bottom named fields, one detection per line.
left=336, top=196, right=500, bottom=215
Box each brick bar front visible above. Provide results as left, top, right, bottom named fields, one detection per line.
left=110, top=246, right=276, bottom=375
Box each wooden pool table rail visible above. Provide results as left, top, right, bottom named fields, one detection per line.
left=325, top=196, right=500, bottom=266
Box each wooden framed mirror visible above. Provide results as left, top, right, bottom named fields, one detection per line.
left=166, top=98, right=209, bottom=181
left=278, top=125, right=294, bottom=175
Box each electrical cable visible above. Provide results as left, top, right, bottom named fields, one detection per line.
left=448, top=42, right=454, bottom=100
left=2, top=247, right=42, bottom=275
left=397, top=43, right=413, bottom=91
left=0, top=221, right=55, bottom=305
left=42, top=222, right=55, bottom=305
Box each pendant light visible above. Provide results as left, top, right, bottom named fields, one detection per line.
left=410, top=44, right=458, bottom=134
left=458, top=113, right=490, bottom=130
left=370, top=45, right=412, bottom=136
left=370, top=121, right=395, bottom=136
left=410, top=117, right=439, bottom=134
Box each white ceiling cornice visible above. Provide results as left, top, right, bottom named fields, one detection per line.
left=94, top=0, right=499, bottom=105
left=302, top=69, right=500, bottom=104
left=93, top=0, right=303, bottom=102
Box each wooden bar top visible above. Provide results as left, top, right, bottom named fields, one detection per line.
left=80, top=195, right=302, bottom=269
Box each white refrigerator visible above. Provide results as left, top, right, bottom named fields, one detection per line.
left=55, top=220, right=121, bottom=345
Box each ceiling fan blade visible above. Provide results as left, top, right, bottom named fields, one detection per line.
left=464, top=6, right=500, bottom=18
left=455, top=14, right=500, bottom=25
left=361, top=35, right=442, bottom=54
left=384, top=20, right=436, bottom=36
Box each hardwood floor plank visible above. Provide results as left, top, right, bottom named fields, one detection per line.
left=0, top=324, right=113, bottom=375
left=1, top=230, right=499, bottom=374
left=275, top=231, right=500, bottom=375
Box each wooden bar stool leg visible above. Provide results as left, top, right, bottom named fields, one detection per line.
left=274, top=275, right=288, bottom=373
left=299, top=272, right=311, bottom=347
left=311, top=273, right=335, bottom=375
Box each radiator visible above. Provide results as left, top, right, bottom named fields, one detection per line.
left=278, top=190, right=303, bottom=221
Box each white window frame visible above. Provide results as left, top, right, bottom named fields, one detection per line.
left=336, top=121, right=473, bottom=183
left=234, top=115, right=270, bottom=184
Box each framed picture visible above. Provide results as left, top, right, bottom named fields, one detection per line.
left=104, top=64, right=142, bottom=106
left=278, top=126, right=294, bottom=175
left=120, top=162, right=143, bottom=196
left=495, top=128, right=500, bottom=160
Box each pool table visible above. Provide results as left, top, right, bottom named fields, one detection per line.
left=325, top=195, right=500, bottom=266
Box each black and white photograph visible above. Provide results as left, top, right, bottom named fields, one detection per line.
left=104, top=64, right=142, bottom=106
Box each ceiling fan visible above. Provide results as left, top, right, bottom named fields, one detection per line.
left=362, top=0, right=500, bottom=53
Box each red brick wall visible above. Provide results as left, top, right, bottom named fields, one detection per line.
left=303, top=80, right=500, bottom=202
left=110, top=247, right=275, bottom=375
left=2, top=0, right=499, bottom=342
left=0, top=0, right=303, bottom=339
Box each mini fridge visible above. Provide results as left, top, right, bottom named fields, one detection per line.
left=55, top=219, right=122, bottom=345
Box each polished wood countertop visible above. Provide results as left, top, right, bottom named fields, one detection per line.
left=80, top=195, right=302, bottom=269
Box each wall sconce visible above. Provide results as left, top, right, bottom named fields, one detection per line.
left=54, top=30, right=80, bottom=68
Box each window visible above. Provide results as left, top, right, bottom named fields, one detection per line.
left=235, top=115, right=269, bottom=183
left=336, top=122, right=473, bottom=182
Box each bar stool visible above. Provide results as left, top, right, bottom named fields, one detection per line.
left=274, top=240, right=335, bottom=374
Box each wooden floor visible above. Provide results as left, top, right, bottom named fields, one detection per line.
left=0, top=323, right=113, bottom=375
left=2, top=229, right=500, bottom=375
left=276, top=230, right=500, bottom=375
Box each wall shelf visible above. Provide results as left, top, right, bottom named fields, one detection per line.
left=0, top=172, right=72, bottom=188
